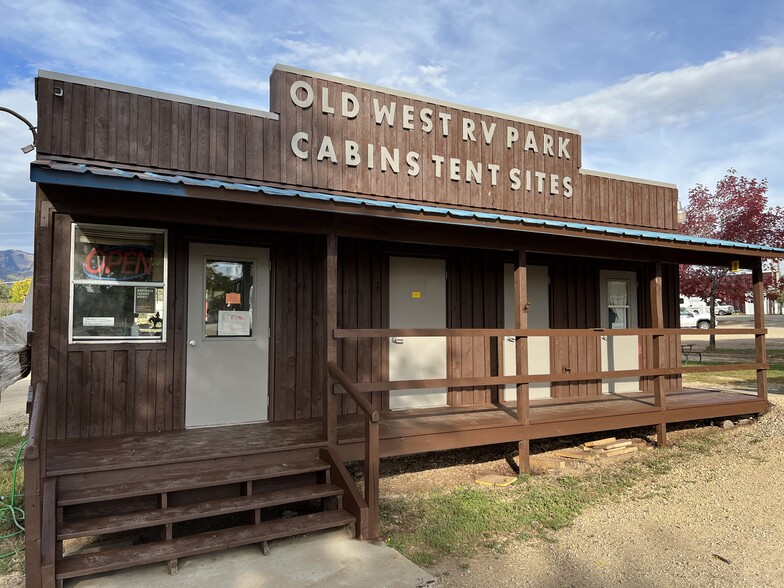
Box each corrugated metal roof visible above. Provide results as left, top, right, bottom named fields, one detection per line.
left=31, top=161, right=784, bottom=255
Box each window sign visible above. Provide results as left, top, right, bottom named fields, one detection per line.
left=204, top=259, right=254, bottom=338
left=134, top=287, right=157, bottom=313
left=217, top=311, right=251, bottom=336
left=71, top=224, right=167, bottom=342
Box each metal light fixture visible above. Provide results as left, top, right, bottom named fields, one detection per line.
left=0, top=106, right=37, bottom=154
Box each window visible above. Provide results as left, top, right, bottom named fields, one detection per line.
left=70, top=224, right=167, bottom=342
left=606, top=279, right=630, bottom=329
left=203, top=259, right=255, bottom=338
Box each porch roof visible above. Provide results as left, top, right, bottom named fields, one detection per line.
left=31, top=160, right=784, bottom=257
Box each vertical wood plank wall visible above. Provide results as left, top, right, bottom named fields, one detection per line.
left=36, top=75, right=678, bottom=231
left=549, top=256, right=601, bottom=398
left=45, top=214, right=176, bottom=440
left=337, top=240, right=386, bottom=416
left=44, top=221, right=684, bottom=439
left=447, top=250, right=502, bottom=405
left=271, top=235, right=327, bottom=421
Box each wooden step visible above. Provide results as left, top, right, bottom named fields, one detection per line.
left=58, top=458, right=330, bottom=506
left=56, top=509, right=356, bottom=580
left=58, top=483, right=344, bottom=540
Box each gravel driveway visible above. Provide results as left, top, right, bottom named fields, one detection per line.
left=434, top=392, right=784, bottom=588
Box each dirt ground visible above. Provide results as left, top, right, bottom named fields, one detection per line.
left=423, top=389, right=784, bottom=587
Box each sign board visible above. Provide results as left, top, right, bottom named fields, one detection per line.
left=270, top=66, right=583, bottom=216
left=134, top=287, right=157, bottom=313
left=217, top=311, right=251, bottom=336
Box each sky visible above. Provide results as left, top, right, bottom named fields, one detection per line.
left=0, top=0, right=783, bottom=254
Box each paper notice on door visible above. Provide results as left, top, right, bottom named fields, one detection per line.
left=218, top=311, right=251, bottom=336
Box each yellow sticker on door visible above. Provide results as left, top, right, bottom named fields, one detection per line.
left=411, top=291, right=421, bottom=299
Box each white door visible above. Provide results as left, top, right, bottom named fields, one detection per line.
left=388, top=257, right=447, bottom=410
left=185, top=243, right=270, bottom=427
left=600, top=270, right=639, bottom=393
left=503, top=264, right=551, bottom=401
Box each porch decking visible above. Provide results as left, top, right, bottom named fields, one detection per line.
left=46, top=387, right=765, bottom=476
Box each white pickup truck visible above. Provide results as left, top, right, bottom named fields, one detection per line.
left=679, top=309, right=711, bottom=329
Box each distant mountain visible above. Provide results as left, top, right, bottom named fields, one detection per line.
left=0, top=250, right=33, bottom=283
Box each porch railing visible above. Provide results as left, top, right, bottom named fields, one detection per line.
left=332, top=327, right=767, bottom=399
left=327, top=326, right=766, bottom=531
left=327, top=361, right=380, bottom=540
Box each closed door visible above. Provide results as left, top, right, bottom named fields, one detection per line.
left=388, top=257, right=447, bottom=410
left=186, top=243, right=270, bottom=427
left=503, top=264, right=551, bottom=401
left=600, top=270, right=639, bottom=393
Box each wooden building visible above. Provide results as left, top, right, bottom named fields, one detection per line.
left=24, top=65, right=783, bottom=586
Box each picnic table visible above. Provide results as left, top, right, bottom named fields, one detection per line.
left=681, top=343, right=702, bottom=363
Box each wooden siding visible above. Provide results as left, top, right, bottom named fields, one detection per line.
left=549, top=256, right=601, bottom=398
left=36, top=73, right=679, bottom=231
left=40, top=192, right=684, bottom=439
left=447, top=250, right=502, bottom=405
left=46, top=214, right=175, bottom=440
left=271, top=235, right=327, bottom=421
left=336, top=240, right=386, bottom=416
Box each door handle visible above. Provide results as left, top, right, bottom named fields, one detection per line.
left=189, top=340, right=197, bottom=347
left=391, top=337, right=404, bottom=344
left=505, top=336, right=515, bottom=342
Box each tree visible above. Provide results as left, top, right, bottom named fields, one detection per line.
left=679, top=169, right=783, bottom=349
left=9, top=278, right=31, bottom=303
left=0, top=283, right=10, bottom=302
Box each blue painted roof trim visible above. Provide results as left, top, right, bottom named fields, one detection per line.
left=31, top=162, right=784, bottom=254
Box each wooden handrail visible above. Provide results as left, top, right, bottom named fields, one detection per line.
left=332, top=362, right=765, bottom=394
left=334, top=327, right=766, bottom=338
left=25, top=380, right=47, bottom=460
left=326, top=361, right=379, bottom=540
left=327, top=362, right=379, bottom=422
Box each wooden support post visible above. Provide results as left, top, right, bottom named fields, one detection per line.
left=158, top=493, right=177, bottom=575
left=657, top=423, right=667, bottom=447
left=325, top=233, right=339, bottom=445
left=649, top=262, right=667, bottom=411
left=514, top=249, right=530, bottom=473
left=365, top=419, right=380, bottom=540
left=752, top=261, right=769, bottom=402
left=41, top=478, right=56, bottom=588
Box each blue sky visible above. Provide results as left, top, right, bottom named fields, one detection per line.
left=1, top=0, right=783, bottom=253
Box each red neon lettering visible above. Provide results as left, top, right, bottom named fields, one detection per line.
left=105, top=251, right=124, bottom=275
left=141, top=254, right=154, bottom=276
left=121, top=251, right=137, bottom=274
left=84, top=249, right=103, bottom=275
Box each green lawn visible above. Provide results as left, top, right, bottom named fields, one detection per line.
left=0, top=433, right=25, bottom=574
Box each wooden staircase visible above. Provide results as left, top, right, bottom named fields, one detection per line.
left=50, top=447, right=357, bottom=582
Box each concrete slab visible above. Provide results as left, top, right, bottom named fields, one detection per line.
left=65, top=530, right=436, bottom=588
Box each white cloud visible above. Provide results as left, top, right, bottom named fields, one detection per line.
left=520, top=46, right=784, bottom=139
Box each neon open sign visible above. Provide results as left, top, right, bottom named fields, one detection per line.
left=82, top=246, right=155, bottom=281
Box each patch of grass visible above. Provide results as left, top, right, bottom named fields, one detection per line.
left=381, top=424, right=743, bottom=565
left=683, top=349, right=784, bottom=390
left=0, top=439, right=26, bottom=574
left=0, top=433, right=24, bottom=451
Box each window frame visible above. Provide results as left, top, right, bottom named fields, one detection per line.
left=68, top=223, right=168, bottom=344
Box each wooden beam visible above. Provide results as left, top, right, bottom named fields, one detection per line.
left=649, top=262, right=666, bottom=412
left=514, top=249, right=530, bottom=473
left=325, top=233, right=338, bottom=444
left=752, top=260, right=768, bottom=402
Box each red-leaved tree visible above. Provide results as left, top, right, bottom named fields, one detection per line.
left=679, top=169, right=783, bottom=349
